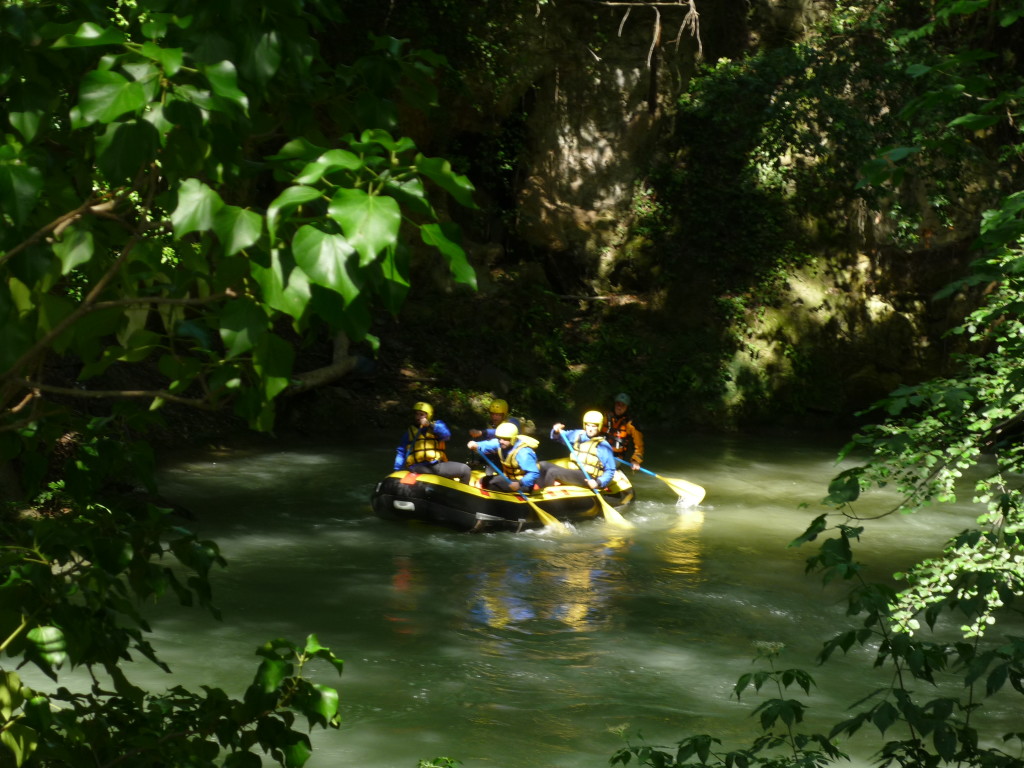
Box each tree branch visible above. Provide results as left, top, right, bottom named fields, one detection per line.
left=0, top=196, right=121, bottom=269
left=22, top=379, right=217, bottom=410
left=285, top=332, right=360, bottom=395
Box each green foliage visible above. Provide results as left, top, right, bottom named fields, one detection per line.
left=618, top=0, right=1024, bottom=765
left=1, top=0, right=476, bottom=765
left=0, top=497, right=345, bottom=767
left=1, top=0, right=477, bottom=470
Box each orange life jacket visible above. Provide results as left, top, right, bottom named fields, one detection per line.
left=605, top=413, right=636, bottom=455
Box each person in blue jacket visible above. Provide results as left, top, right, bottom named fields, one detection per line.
left=467, top=422, right=540, bottom=493
left=468, top=398, right=522, bottom=440
left=394, top=401, right=472, bottom=484
left=538, top=410, right=616, bottom=490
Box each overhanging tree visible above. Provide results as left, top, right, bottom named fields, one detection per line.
left=0, top=0, right=475, bottom=765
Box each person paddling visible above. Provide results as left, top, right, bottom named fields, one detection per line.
left=467, top=422, right=540, bottom=493
left=538, top=410, right=616, bottom=490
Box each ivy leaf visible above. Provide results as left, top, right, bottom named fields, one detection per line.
left=25, top=627, right=67, bottom=675
left=266, top=186, right=321, bottom=243
left=948, top=113, right=1001, bottom=131
left=415, top=154, right=477, bottom=209
left=201, top=60, right=249, bottom=113
left=219, top=298, right=268, bottom=359
left=77, top=70, right=148, bottom=125
left=280, top=736, right=313, bottom=768
left=326, top=188, right=400, bottom=266
left=294, top=149, right=363, bottom=185
left=254, top=658, right=291, bottom=693
left=250, top=250, right=311, bottom=321
left=214, top=205, right=263, bottom=255
left=291, top=225, right=360, bottom=302
left=171, top=179, right=225, bottom=237
left=9, top=109, right=43, bottom=143
left=421, top=222, right=476, bottom=287
left=52, top=22, right=125, bottom=48
left=0, top=162, right=44, bottom=226
left=52, top=226, right=95, bottom=276
left=141, top=41, right=183, bottom=77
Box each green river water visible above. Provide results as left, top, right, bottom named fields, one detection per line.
left=40, top=429, right=1020, bottom=767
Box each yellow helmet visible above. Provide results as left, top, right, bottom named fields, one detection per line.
left=488, top=399, right=509, bottom=414
left=495, top=422, right=519, bottom=440
left=583, top=410, right=603, bottom=426
left=412, top=401, right=434, bottom=420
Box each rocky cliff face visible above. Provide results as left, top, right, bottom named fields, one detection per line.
left=363, top=0, right=986, bottom=429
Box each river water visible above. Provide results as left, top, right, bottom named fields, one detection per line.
left=96, top=430, right=1006, bottom=766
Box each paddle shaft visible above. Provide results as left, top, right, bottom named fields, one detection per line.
left=615, top=457, right=706, bottom=505
left=474, top=450, right=564, bottom=529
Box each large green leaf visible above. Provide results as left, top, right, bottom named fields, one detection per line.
left=52, top=22, right=125, bottom=48
left=214, top=205, right=263, bottom=256
left=294, top=149, right=364, bottom=185
left=51, top=226, right=94, bottom=276
left=0, top=722, right=38, bottom=768
left=291, top=225, right=360, bottom=302
left=25, top=626, right=67, bottom=671
left=202, top=60, right=249, bottom=113
left=266, top=186, right=321, bottom=243
left=244, top=31, right=282, bottom=85
left=415, top=154, right=477, bottom=209
left=420, top=223, right=476, bottom=288
left=220, top=298, right=268, bottom=359
left=326, top=188, right=400, bottom=267
left=250, top=250, right=311, bottom=321
left=9, top=109, right=43, bottom=143
left=141, top=41, right=183, bottom=77
left=76, top=70, right=148, bottom=125
left=0, top=162, right=44, bottom=226
left=171, top=179, right=225, bottom=237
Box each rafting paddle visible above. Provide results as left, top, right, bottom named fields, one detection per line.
left=474, top=450, right=569, bottom=532
left=615, top=458, right=706, bottom=506
left=557, top=431, right=633, bottom=528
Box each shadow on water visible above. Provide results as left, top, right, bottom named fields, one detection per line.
left=29, top=431, right=1011, bottom=767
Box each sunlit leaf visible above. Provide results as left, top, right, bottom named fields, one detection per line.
left=77, top=71, right=148, bottom=125
left=26, top=626, right=67, bottom=671
left=266, top=186, right=322, bottom=243
left=52, top=226, right=95, bottom=275
left=171, top=178, right=225, bottom=237
left=326, top=188, right=400, bottom=266
left=294, top=149, right=363, bottom=185
left=214, top=205, right=263, bottom=255
left=52, top=22, right=124, bottom=48
left=291, top=225, right=360, bottom=302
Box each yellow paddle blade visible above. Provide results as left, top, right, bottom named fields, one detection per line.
left=597, top=494, right=634, bottom=528
left=525, top=497, right=571, bottom=532
left=657, top=474, right=706, bottom=506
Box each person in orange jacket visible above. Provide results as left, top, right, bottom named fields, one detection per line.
left=604, top=392, right=644, bottom=471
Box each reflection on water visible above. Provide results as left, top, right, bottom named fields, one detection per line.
left=55, top=430, right=992, bottom=768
